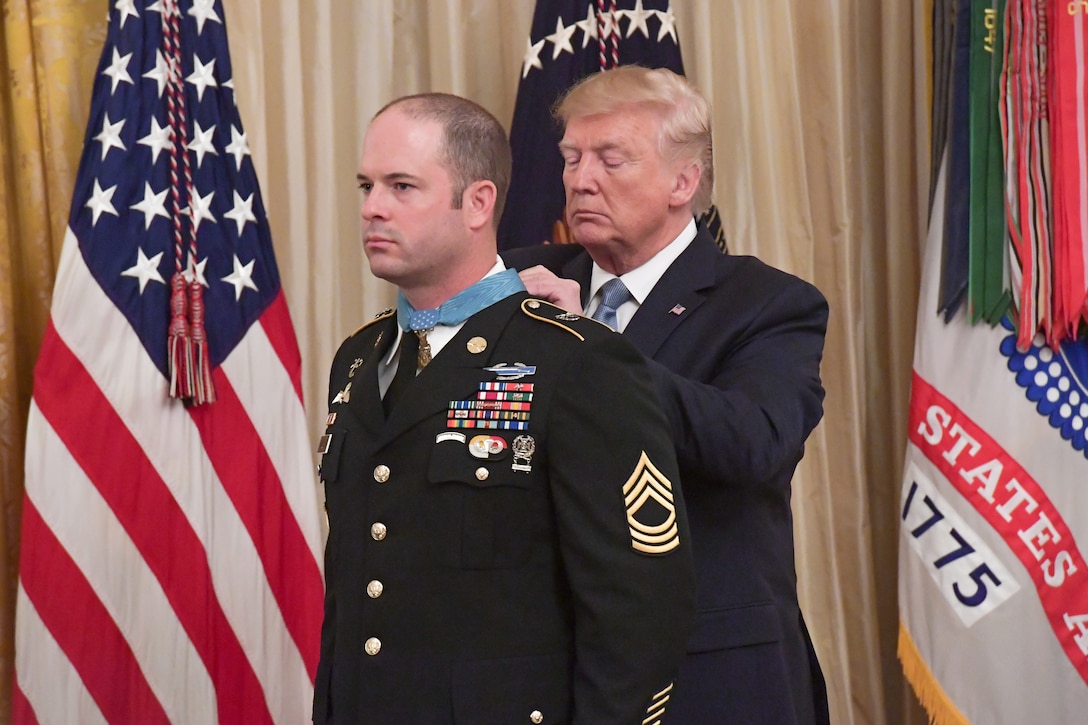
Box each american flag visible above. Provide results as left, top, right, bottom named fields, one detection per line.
left=497, top=0, right=727, bottom=252
left=14, top=1, right=323, bottom=723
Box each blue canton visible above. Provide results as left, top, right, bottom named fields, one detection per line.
left=71, top=0, right=279, bottom=377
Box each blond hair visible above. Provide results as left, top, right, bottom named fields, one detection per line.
left=555, top=66, right=714, bottom=216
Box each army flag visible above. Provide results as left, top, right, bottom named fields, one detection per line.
left=14, top=1, right=323, bottom=722
left=497, top=0, right=730, bottom=250
left=898, top=149, right=1088, bottom=723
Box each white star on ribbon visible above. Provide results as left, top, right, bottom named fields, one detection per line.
left=142, top=49, right=169, bottom=98
left=102, top=48, right=134, bottom=93
left=656, top=5, right=678, bottom=43
left=224, top=191, right=257, bottom=236
left=224, top=125, right=251, bottom=170
left=184, top=188, right=217, bottom=234
left=85, top=180, right=119, bottom=226
left=521, top=36, right=545, bottom=79
left=186, top=55, right=218, bottom=101
left=622, top=0, right=655, bottom=39
left=138, top=116, right=172, bottom=164
left=576, top=4, right=599, bottom=49
left=222, top=255, right=259, bottom=300
left=183, top=255, right=209, bottom=287
left=94, top=114, right=127, bottom=160
left=546, top=17, right=578, bottom=59
left=187, top=121, right=218, bottom=168
left=114, top=0, right=139, bottom=28
left=130, top=182, right=170, bottom=229
left=145, top=0, right=166, bottom=14
left=121, top=247, right=165, bottom=294
left=188, top=0, right=222, bottom=34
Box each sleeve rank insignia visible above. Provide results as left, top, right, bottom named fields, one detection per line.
left=622, top=451, right=680, bottom=554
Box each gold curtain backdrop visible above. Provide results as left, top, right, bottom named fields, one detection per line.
left=0, top=1, right=929, bottom=723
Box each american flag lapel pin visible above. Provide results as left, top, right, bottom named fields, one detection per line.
left=669, top=304, right=686, bottom=316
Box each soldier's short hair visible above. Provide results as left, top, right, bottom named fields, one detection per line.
left=376, top=93, right=511, bottom=227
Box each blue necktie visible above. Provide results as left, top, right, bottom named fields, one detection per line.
left=591, top=278, right=631, bottom=331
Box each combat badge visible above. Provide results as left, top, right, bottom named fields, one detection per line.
left=511, top=435, right=536, bottom=472
left=555, top=312, right=580, bottom=321
left=622, top=451, right=680, bottom=554
left=484, top=363, right=536, bottom=380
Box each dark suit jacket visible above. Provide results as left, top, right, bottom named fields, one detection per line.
left=314, top=292, right=696, bottom=724
left=504, top=231, right=830, bottom=725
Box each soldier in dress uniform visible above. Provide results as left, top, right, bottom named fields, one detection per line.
left=312, top=92, right=696, bottom=724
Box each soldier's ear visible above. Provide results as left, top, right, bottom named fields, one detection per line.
left=462, top=180, right=497, bottom=232
left=669, top=162, right=700, bottom=209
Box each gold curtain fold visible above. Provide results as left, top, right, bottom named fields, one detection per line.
left=1, top=1, right=929, bottom=723
left=1, top=1, right=104, bottom=720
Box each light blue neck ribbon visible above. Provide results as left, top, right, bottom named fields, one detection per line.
left=397, top=268, right=526, bottom=331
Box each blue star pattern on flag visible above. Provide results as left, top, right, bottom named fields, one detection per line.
left=498, top=0, right=726, bottom=251
left=14, top=1, right=324, bottom=722
left=69, top=0, right=275, bottom=403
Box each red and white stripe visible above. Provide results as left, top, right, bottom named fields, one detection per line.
left=15, top=229, right=324, bottom=724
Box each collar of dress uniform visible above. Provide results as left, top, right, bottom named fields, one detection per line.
left=396, top=268, right=526, bottom=331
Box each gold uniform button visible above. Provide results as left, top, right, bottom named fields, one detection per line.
left=366, top=580, right=384, bottom=598
left=530, top=710, right=543, bottom=724
left=527, top=300, right=540, bottom=309
left=365, top=637, right=381, bottom=655
left=373, top=465, right=390, bottom=483
left=475, top=467, right=489, bottom=481
left=371, top=522, right=387, bottom=541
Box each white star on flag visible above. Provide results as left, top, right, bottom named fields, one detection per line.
left=522, top=36, right=545, bottom=78
left=623, top=0, right=655, bottom=38
left=546, top=17, right=577, bottom=59
left=183, top=255, right=209, bottom=287
left=130, top=182, right=170, bottom=229
left=224, top=125, right=251, bottom=169
left=224, top=191, right=257, bottom=236
left=187, top=121, right=218, bottom=168
left=85, top=179, right=119, bottom=225
left=120, top=247, right=165, bottom=293
left=142, top=49, right=169, bottom=98
left=576, top=4, right=599, bottom=48
left=137, top=116, right=171, bottom=163
left=656, top=6, right=678, bottom=43
left=188, top=0, right=222, bottom=35
left=186, top=55, right=218, bottom=101
left=114, top=0, right=139, bottom=29
left=102, top=48, right=134, bottom=93
left=222, top=255, right=259, bottom=300
left=94, top=114, right=127, bottom=160
left=185, top=188, right=217, bottom=234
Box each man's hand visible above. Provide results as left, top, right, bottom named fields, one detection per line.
left=518, top=265, right=583, bottom=314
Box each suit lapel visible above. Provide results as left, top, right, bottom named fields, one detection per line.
left=564, top=230, right=720, bottom=358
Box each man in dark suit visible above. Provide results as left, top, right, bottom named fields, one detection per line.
left=313, top=91, right=696, bottom=724
left=504, top=66, right=831, bottom=725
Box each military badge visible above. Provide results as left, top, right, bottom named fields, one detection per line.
left=326, top=412, right=337, bottom=426
left=555, top=312, right=580, bottom=321
left=317, top=433, right=332, bottom=455
left=511, top=435, right=536, bottom=472
left=484, top=363, right=537, bottom=380
left=622, top=451, right=680, bottom=554
left=468, top=435, right=508, bottom=460
left=348, top=358, right=364, bottom=377
left=436, top=432, right=466, bottom=444
left=332, top=382, right=351, bottom=404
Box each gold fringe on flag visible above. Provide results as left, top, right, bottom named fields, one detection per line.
left=898, top=619, right=971, bottom=725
